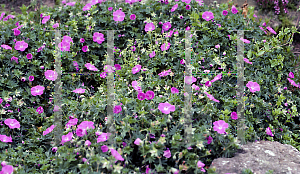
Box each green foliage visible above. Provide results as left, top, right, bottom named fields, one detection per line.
left=0, top=0, right=300, bottom=173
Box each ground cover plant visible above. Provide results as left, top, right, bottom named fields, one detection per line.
left=0, top=0, right=300, bottom=173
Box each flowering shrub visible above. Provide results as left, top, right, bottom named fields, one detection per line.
left=255, top=0, right=299, bottom=15
left=0, top=0, right=300, bottom=173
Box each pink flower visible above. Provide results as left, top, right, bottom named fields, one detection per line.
left=83, top=3, right=92, bottom=11
left=0, top=135, right=12, bottom=143
left=129, top=14, right=136, bottom=20
left=206, top=135, right=213, bottom=144
left=137, top=92, right=146, bottom=100
left=85, top=63, right=99, bottom=71
left=100, top=72, right=107, bottom=78
left=213, top=120, right=228, bottom=134
left=145, top=22, right=155, bottom=32
left=42, top=15, right=50, bottom=24
left=231, top=5, right=238, bottom=14
left=36, top=106, right=43, bottom=114
left=202, top=11, right=214, bottom=21
left=31, top=85, right=45, bottom=96
left=93, top=32, right=105, bottom=44
left=97, top=133, right=108, bottom=143
left=43, top=125, right=56, bottom=136
left=244, top=57, right=253, bottom=64
left=289, top=72, right=294, bottom=78
left=82, top=45, right=88, bottom=52
left=11, top=56, right=18, bottom=64
left=60, top=132, right=73, bottom=145
left=1, top=44, right=12, bottom=50
left=134, top=138, right=142, bottom=145
left=104, top=65, right=114, bottom=73
left=44, top=70, right=58, bottom=81
left=222, top=10, right=228, bottom=16
left=114, top=64, right=121, bottom=70
left=149, top=51, right=156, bottom=58
left=132, top=64, right=142, bottom=74
left=26, top=53, right=32, bottom=59
left=53, top=105, right=60, bottom=112
left=161, top=42, right=171, bottom=51
left=110, top=148, right=124, bottom=161
left=14, top=29, right=21, bottom=36
left=215, top=44, right=220, bottom=48
left=171, top=4, right=179, bottom=12
left=162, top=22, right=172, bottom=31
left=266, top=26, right=277, bottom=34
left=287, top=78, right=299, bottom=87
left=14, top=41, right=28, bottom=51
left=58, top=40, right=70, bottom=52
left=80, top=38, right=85, bottom=43
left=158, top=103, right=175, bottom=114
left=180, top=59, right=185, bottom=65
left=85, top=140, right=91, bottom=147
left=164, top=148, right=171, bottom=158
left=52, top=23, right=59, bottom=29
left=145, top=91, right=155, bottom=100
left=171, top=87, right=179, bottom=94
left=184, top=76, right=197, bottom=85
left=101, top=145, right=109, bottom=152
left=1, top=161, right=7, bottom=167
left=253, top=14, right=257, bottom=18
left=52, top=147, right=57, bottom=152
left=4, top=118, right=20, bottom=129
left=108, top=7, right=113, bottom=11
left=65, top=118, right=78, bottom=129
left=211, top=73, right=222, bottom=83
left=205, top=81, right=212, bottom=87
left=240, top=38, right=250, bottom=43
left=204, top=92, right=220, bottom=102
left=65, top=2, right=76, bottom=6
left=1, top=165, right=14, bottom=174
left=266, top=127, right=274, bottom=136
left=114, top=105, right=122, bottom=114
left=29, top=75, right=34, bottom=81
left=246, top=81, right=260, bottom=93
left=72, top=88, right=86, bottom=94
left=231, top=112, right=238, bottom=120
left=113, top=9, right=125, bottom=22
left=62, top=35, right=73, bottom=43
left=76, top=128, right=87, bottom=137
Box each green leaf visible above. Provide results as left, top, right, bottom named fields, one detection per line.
left=257, top=50, right=265, bottom=57
left=247, top=50, right=252, bottom=59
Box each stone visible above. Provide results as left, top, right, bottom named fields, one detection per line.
left=208, top=140, right=300, bottom=174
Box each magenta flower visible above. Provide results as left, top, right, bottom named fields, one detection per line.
left=52, top=147, right=58, bottom=152
left=76, top=128, right=87, bottom=137
left=114, top=105, right=122, bottom=114
left=163, top=148, right=171, bottom=158
left=93, top=32, right=105, bottom=44
left=65, top=2, right=76, bottom=6
left=136, top=92, right=145, bottom=100
left=161, top=42, right=171, bottom=51
left=231, top=112, right=238, bottom=120
left=171, top=87, right=179, bottom=94
left=213, top=120, right=228, bottom=134
left=14, top=41, right=28, bottom=51
left=145, top=22, right=155, bottom=32
left=58, top=40, right=70, bottom=52
left=114, top=64, right=121, bottom=70
left=204, top=92, right=220, bottom=102
left=52, top=23, right=59, bottom=29
left=31, top=85, right=45, bottom=96
left=1, top=164, right=14, bottom=174
left=130, top=14, right=136, bottom=20
left=185, top=76, right=197, bottom=85
left=171, top=4, right=179, bottom=12
left=134, top=138, right=142, bottom=145
left=110, top=148, right=124, bottom=161
left=14, top=29, right=21, bottom=36
left=83, top=3, right=92, bottom=11
left=85, top=140, right=91, bottom=147
left=29, top=76, right=34, bottom=81
left=0, top=98, right=2, bottom=104
left=101, top=145, right=109, bottom=152
left=132, top=64, right=142, bottom=74
left=1, top=161, right=7, bottom=167
left=202, top=11, right=214, bottom=21
left=60, top=132, right=73, bottom=145
left=100, top=72, right=107, bottom=78
left=113, top=9, right=125, bottom=22
left=266, top=127, right=274, bottom=136
left=266, top=26, right=276, bottom=34
left=231, top=5, right=238, bottom=14
left=26, top=53, right=32, bottom=59
left=104, top=65, right=114, bottom=73
left=211, top=73, right=222, bottom=83
left=287, top=78, right=299, bottom=87
left=42, top=15, right=50, bottom=24
left=44, top=70, right=58, bottom=81
left=53, top=105, right=60, bottom=112
left=62, top=35, right=73, bottom=43
left=36, top=106, right=43, bottom=114
left=145, top=91, right=155, bottom=100
left=0, top=135, right=12, bottom=143
left=97, top=133, right=108, bottom=143
left=1, top=44, right=12, bottom=50
left=240, top=38, right=251, bottom=43
left=85, top=63, right=98, bottom=71
left=65, top=118, right=78, bottom=129
left=205, top=81, right=212, bottom=87
left=244, top=58, right=253, bottom=64
left=43, top=125, right=56, bottom=136
left=158, top=103, right=175, bottom=114
left=246, top=81, right=260, bottom=93
left=222, top=10, right=228, bottom=16
left=72, top=88, right=86, bottom=94
left=4, top=118, right=20, bottom=129
left=180, top=59, right=185, bottom=65
left=289, top=72, right=294, bottom=78
left=82, top=45, right=88, bottom=52
left=80, top=38, right=85, bottom=43
left=162, top=22, right=172, bottom=31
left=11, top=56, right=18, bottom=64
left=149, top=51, right=156, bottom=58
left=108, top=7, right=113, bottom=11
left=206, top=135, right=213, bottom=144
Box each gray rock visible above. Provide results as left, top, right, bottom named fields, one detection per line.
left=209, top=140, right=300, bottom=174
